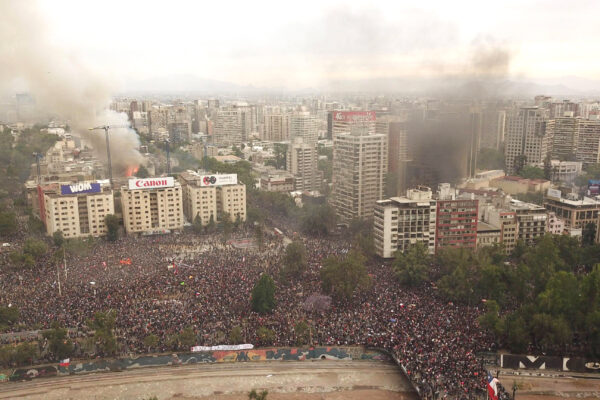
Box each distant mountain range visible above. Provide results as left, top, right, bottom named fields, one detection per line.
left=119, top=74, right=600, bottom=97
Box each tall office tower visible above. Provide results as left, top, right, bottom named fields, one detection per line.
left=214, top=107, right=244, bottom=146
left=262, top=113, right=289, bottom=141
left=207, top=99, right=220, bottom=110
left=549, top=113, right=578, bottom=160
left=331, top=111, right=376, bottom=140
left=480, top=109, right=506, bottom=150
left=148, top=107, right=169, bottom=136
left=549, top=100, right=579, bottom=118
left=376, top=117, right=409, bottom=197
left=290, top=112, right=318, bottom=144
left=168, top=108, right=192, bottom=143
left=286, top=137, right=320, bottom=192
left=504, top=107, right=550, bottom=174
left=468, top=108, right=482, bottom=178
left=576, top=119, right=600, bottom=166
left=331, top=128, right=387, bottom=221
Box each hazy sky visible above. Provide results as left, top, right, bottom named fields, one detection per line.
left=23, top=0, right=600, bottom=89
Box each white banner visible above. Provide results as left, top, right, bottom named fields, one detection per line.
left=190, top=344, right=254, bottom=352
left=198, top=174, right=238, bottom=187
left=128, top=177, right=174, bottom=190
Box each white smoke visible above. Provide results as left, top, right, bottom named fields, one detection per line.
left=0, top=1, right=142, bottom=173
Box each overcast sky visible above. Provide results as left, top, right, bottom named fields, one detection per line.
left=20, top=0, right=600, bottom=89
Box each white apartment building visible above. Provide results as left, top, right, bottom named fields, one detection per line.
left=505, top=107, right=551, bottom=174
left=331, top=111, right=376, bottom=140
left=289, top=112, right=318, bottom=144
left=332, top=129, right=387, bottom=221
left=178, top=171, right=246, bottom=224
left=286, top=137, right=320, bottom=192
left=44, top=181, right=114, bottom=238
left=576, top=119, right=600, bottom=166
left=121, top=177, right=184, bottom=234
left=373, top=186, right=437, bottom=258
left=262, top=113, right=290, bottom=142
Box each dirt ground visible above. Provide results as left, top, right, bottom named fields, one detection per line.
left=0, top=360, right=418, bottom=400
left=497, top=369, right=600, bottom=399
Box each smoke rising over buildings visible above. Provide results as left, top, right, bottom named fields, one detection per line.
left=0, top=2, right=142, bottom=174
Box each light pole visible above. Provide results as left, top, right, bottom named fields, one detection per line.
left=89, top=125, right=130, bottom=186
left=512, top=381, right=517, bottom=400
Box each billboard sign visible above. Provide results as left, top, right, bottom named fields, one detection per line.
left=546, top=188, right=561, bottom=199
left=332, top=111, right=376, bottom=123
left=61, top=182, right=101, bottom=195
left=128, top=177, right=174, bottom=190
left=199, top=174, right=238, bottom=187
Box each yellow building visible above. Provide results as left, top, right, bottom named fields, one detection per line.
left=44, top=181, right=114, bottom=238
left=121, top=177, right=184, bottom=234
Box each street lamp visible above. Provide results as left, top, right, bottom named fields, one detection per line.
left=90, top=281, right=97, bottom=296
left=512, top=381, right=517, bottom=400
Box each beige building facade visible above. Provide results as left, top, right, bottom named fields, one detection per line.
left=121, top=177, right=184, bottom=234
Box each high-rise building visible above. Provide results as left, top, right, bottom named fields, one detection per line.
left=121, top=177, right=184, bottom=234
left=376, top=118, right=409, bottom=197
left=43, top=181, right=114, bottom=239
left=544, top=192, right=600, bottom=242
left=332, top=128, right=387, bottom=221
left=178, top=172, right=246, bottom=224
left=290, top=112, right=318, bottom=144
left=286, top=137, right=320, bottom=192
left=576, top=119, right=600, bottom=166
left=262, top=113, right=289, bottom=142
left=331, top=111, right=376, bottom=140
left=549, top=113, right=579, bottom=160
left=434, top=184, right=478, bottom=251
left=504, top=107, right=551, bottom=174
left=214, top=108, right=243, bottom=146
left=373, top=186, right=437, bottom=258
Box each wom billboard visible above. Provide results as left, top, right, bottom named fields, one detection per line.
left=332, top=111, right=376, bottom=123
left=61, top=182, right=101, bottom=195
left=199, top=174, right=238, bottom=187
left=128, top=177, right=175, bottom=190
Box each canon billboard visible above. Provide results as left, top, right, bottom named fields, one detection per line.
left=332, top=111, right=376, bottom=123
left=128, top=177, right=175, bottom=190
left=199, top=174, right=238, bottom=187
left=60, top=182, right=101, bottom=195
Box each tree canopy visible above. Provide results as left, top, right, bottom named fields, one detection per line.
left=320, top=250, right=371, bottom=300
left=251, top=274, right=276, bottom=314
left=281, top=241, right=307, bottom=279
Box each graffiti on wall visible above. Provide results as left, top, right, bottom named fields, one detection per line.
left=500, top=354, right=600, bottom=373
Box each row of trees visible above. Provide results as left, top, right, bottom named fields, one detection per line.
left=393, top=236, right=600, bottom=357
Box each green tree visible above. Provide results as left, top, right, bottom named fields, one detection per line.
left=23, top=238, right=48, bottom=259
left=42, top=321, right=74, bottom=361
left=393, top=242, right=430, bottom=287
left=256, top=326, right=275, bottom=345
left=104, top=214, right=120, bottom=242
left=192, top=213, right=203, bottom=234
left=221, top=211, right=233, bottom=241
left=254, top=224, right=264, bottom=251
left=0, top=305, right=19, bottom=330
left=301, top=204, right=336, bottom=236
left=0, top=211, right=17, bottom=236
left=281, top=241, right=307, bottom=279
left=514, top=155, right=527, bottom=175
left=144, top=334, right=159, bottom=352
left=177, top=327, right=197, bottom=350
left=137, top=165, right=150, bottom=178
left=478, top=300, right=503, bottom=336
left=87, top=310, right=117, bottom=356
left=293, top=321, right=313, bottom=346
left=251, top=274, right=276, bottom=314
left=53, top=230, right=64, bottom=247
left=477, top=147, right=505, bottom=170
left=518, top=165, right=545, bottom=179
left=583, top=222, right=597, bottom=246
left=12, top=342, right=38, bottom=366
left=320, top=250, right=371, bottom=300
left=229, top=326, right=243, bottom=344
left=248, top=389, right=269, bottom=400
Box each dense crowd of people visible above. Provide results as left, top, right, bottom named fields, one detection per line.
left=0, top=229, right=499, bottom=399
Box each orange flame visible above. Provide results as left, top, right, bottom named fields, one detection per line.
left=125, top=166, right=139, bottom=177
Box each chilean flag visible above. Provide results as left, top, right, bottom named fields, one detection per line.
left=487, top=371, right=500, bottom=400
left=59, top=358, right=70, bottom=367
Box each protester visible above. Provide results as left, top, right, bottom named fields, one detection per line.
left=0, top=229, right=494, bottom=398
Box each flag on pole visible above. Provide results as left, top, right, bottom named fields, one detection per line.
left=487, top=371, right=500, bottom=400
left=59, top=358, right=70, bottom=367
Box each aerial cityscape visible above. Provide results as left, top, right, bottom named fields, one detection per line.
left=1, top=1, right=599, bottom=400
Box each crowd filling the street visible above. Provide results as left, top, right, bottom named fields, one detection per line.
left=0, top=226, right=502, bottom=399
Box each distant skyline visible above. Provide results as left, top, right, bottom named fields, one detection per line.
left=11, top=0, right=600, bottom=91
